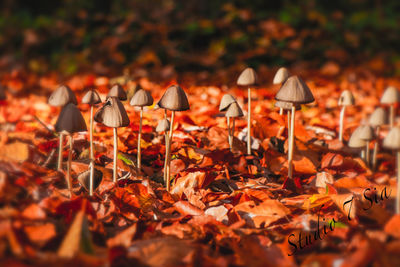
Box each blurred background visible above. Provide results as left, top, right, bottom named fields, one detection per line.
left=0, top=0, right=399, bottom=81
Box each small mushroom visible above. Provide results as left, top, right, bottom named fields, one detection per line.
left=48, top=85, right=78, bottom=170
left=275, top=75, right=314, bottom=179
left=158, top=85, right=189, bottom=190
left=369, top=107, right=388, bottom=170
left=358, top=125, right=375, bottom=166
left=338, top=90, right=355, bottom=142
left=237, top=67, right=258, bottom=155
left=55, top=103, right=87, bottom=195
left=77, top=161, right=103, bottom=195
left=220, top=94, right=238, bottom=148
left=381, top=86, right=400, bottom=128
left=82, top=89, right=102, bottom=160
left=156, top=119, right=170, bottom=133
left=130, top=89, right=154, bottom=172
left=107, top=84, right=127, bottom=101
left=94, top=97, right=130, bottom=183
left=225, top=102, right=244, bottom=152
left=273, top=67, right=290, bottom=85
left=274, top=101, right=301, bottom=151
left=383, top=127, right=400, bottom=214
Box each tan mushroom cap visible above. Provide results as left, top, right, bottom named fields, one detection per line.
left=77, top=165, right=103, bottom=192
left=381, top=86, right=400, bottom=104
left=156, top=119, right=170, bottom=132
left=358, top=125, right=375, bottom=141
left=273, top=67, right=290, bottom=84
left=383, top=127, right=400, bottom=150
left=348, top=126, right=367, bottom=148
left=82, top=89, right=101, bottom=105
left=130, top=89, right=154, bottom=107
left=274, top=100, right=301, bottom=111
left=94, top=97, right=130, bottom=128
left=107, top=84, right=127, bottom=101
left=275, top=76, right=314, bottom=104
left=338, top=90, right=355, bottom=106
left=55, top=103, right=87, bottom=134
left=219, top=94, right=237, bottom=112
left=48, top=85, right=78, bottom=107
left=369, top=107, right=388, bottom=127
left=237, top=67, right=258, bottom=86
left=225, top=102, right=243, bottom=118
left=158, top=84, right=190, bottom=111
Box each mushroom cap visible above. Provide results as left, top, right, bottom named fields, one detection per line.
left=0, top=85, right=5, bottom=100
left=381, top=86, right=400, bottom=104
left=338, top=90, right=355, bottom=106
left=107, top=84, right=127, bottom=101
left=237, top=67, right=258, bottom=86
left=273, top=67, right=290, bottom=84
left=275, top=76, right=314, bottom=104
left=219, top=94, right=237, bottom=112
left=130, top=89, right=154, bottom=107
left=77, top=165, right=103, bottom=192
left=82, top=89, right=101, bottom=105
left=55, top=103, right=87, bottom=134
left=225, top=102, right=243, bottom=118
left=156, top=119, right=170, bottom=132
left=158, top=84, right=190, bottom=111
left=274, top=100, right=301, bottom=111
left=348, top=126, right=367, bottom=148
left=383, top=127, right=400, bottom=150
left=48, top=85, right=78, bottom=106
left=94, top=97, right=130, bottom=128
left=369, top=107, right=388, bottom=127
left=358, top=125, right=375, bottom=141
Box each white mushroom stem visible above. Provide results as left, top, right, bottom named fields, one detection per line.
left=279, top=108, right=283, bottom=115
left=287, top=110, right=291, bottom=145
left=390, top=105, right=395, bottom=128
left=113, top=127, right=118, bottom=183
left=163, top=110, right=168, bottom=184
left=339, top=106, right=346, bottom=142
left=137, top=107, right=143, bottom=172
left=397, top=151, right=400, bottom=214
left=57, top=133, right=64, bottom=170
left=288, top=106, right=295, bottom=178
left=365, top=142, right=370, bottom=166
left=360, top=149, right=365, bottom=160
left=166, top=111, right=175, bottom=191
left=67, top=135, right=73, bottom=196
left=247, top=87, right=251, bottom=155
left=372, top=126, right=380, bottom=170
left=231, top=117, right=235, bottom=152
left=227, top=117, right=232, bottom=149
left=89, top=160, right=94, bottom=196
left=89, top=105, right=94, bottom=160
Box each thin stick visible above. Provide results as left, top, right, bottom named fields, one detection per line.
left=288, top=106, right=295, bottom=178
left=67, top=135, right=73, bottom=196
left=390, top=105, right=395, bottom=128
left=90, top=105, right=94, bottom=160
left=339, top=106, right=345, bottom=142
left=372, top=126, right=380, bottom=170
left=89, top=160, right=94, bottom=196
left=58, top=133, right=64, bottom=171
left=33, top=115, right=55, bottom=135
left=166, top=111, right=175, bottom=191
left=247, top=87, right=251, bottom=155
left=137, top=107, right=143, bottom=172
left=397, top=151, right=400, bottom=214
left=365, top=142, right=370, bottom=166
left=113, top=127, right=118, bottom=183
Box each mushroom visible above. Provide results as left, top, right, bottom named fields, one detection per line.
left=338, top=90, right=355, bottom=142
left=275, top=76, right=314, bottom=179
left=381, top=86, right=400, bottom=128
left=274, top=100, right=301, bottom=150
left=383, top=126, right=400, bottom=214
left=94, top=97, right=130, bottom=183
left=369, top=107, right=388, bottom=170
left=237, top=67, right=258, bottom=155
left=55, top=103, right=87, bottom=195
left=158, top=84, right=189, bottom=190
left=273, top=67, right=290, bottom=114
left=130, top=89, right=154, bottom=172
left=156, top=119, right=171, bottom=133
left=107, top=84, right=127, bottom=101
left=77, top=161, right=103, bottom=195
left=358, top=125, right=375, bottom=166
left=225, top=102, right=244, bottom=151
left=219, top=94, right=238, bottom=148
left=82, top=89, right=102, bottom=160
left=48, top=85, right=78, bottom=171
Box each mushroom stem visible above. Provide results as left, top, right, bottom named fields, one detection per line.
left=166, top=111, right=175, bottom=191
left=365, top=142, right=370, bottom=166
left=288, top=106, right=295, bottom=178
left=279, top=108, right=283, bottom=115
left=390, top=105, right=395, bottom=128
left=397, top=151, right=400, bottom=214
left=339, top=106, right=346, bottom=142
left=57, top=133, right=64, bottom=170
left=137, top=107, right=143, bottom=172
left=89, top=105, right=94, bottom=160
left=67, top=135, right=73, bottom=196
left=247, top=87, right=251, bottom=155
left=89, top=160, right=94, bottom=196
left=360, top=149, right=365, bottom=160
left=113, top=127, right=118, bottom=183
left=287, top=110, right=291, bottom=145
left=163, top=110, right=168, bottom=184
left=372, top=126, right=380, bottom=170
left=227, top=117, right=232, bottom=149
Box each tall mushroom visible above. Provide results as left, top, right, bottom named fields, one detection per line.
left=107, top=84, right=127, bottom=101
left=94, top=97, right=130, bottom=183
left=237, top=67, right=258, bottom=155
left=275, top=76, right=314, bottom=179
left=273, top=67, right=290, bottom=115
left=383, top=127, right=400, bottom=214
left=55, top=103, right=87, bottom=195
left=82, top=89, right=102, bottom=160
left=158, top=85, right=189, bottom=191
left=338, top=90, right=355, bottom=142
left=381, top=86, right=400, bottom=128
left=358, top=125, right=375, bottom=166
left=369, top=107, right=388, bottom=170
left=274, top=101, right=301, bottom=150
left=225, top=102, right=244, bottom=152
left=48, top=85, right=78, bottom=171
left=130, top=89, right=154, bottom=172
left=219, top=94, right=237, bottom=148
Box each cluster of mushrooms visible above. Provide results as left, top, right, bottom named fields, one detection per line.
left=49, top=83, right=189, bottom=196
